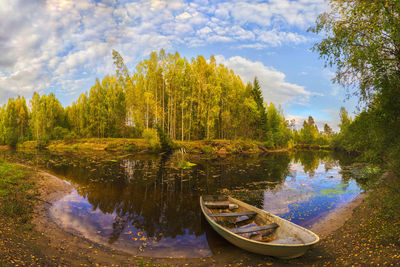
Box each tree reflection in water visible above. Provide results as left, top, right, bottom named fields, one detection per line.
left=58, top=152, right=292, bottom=243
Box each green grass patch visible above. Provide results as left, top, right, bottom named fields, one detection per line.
left=0, top=161, right=36, bottom=224
left=44, top=138, right=158, bottom=152
left=366, top=175, right=400, bottom=244
left=124, top=143, right=138, bottom=151
left=201, top=145, right=213, bottom=155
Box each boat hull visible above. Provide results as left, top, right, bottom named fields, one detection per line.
left=200, top=196, right=319, bottom=259
left=205, top=214, right=309, bottom=259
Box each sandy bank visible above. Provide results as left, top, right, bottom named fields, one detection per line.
left=310, top=193, right=366, bottom=236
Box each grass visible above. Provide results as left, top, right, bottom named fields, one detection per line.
left=0, top=161, right=37, bottom=225
left=345, top=163, right=400, bottom=245
left=176, top=139, right=269, bottom=154
left=46, top=138, right=152, bottom=152
left=18, top=138, right=277, bottom=155
left=366, top=173, right=400, bottom=244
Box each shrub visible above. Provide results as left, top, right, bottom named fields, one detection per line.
left=37, top=135, right=50, bottom=149
left=52, top=126, right=70, bottom=140
left=63, top=132, right=77, bottom=144
left=155, top=126, right=175, bottom=152
left=143, top=128, right=160, bottom=150
left=201, top=145, right=213, bottom=155
left=124, top=143, right=138, bottom=151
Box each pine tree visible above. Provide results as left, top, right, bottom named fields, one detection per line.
left=250, top=77, right=267, bottom=140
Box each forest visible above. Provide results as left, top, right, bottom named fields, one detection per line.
left=0, top=50, right=335, bottom=150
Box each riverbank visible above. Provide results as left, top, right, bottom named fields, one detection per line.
left=303, top=172, right=400, bottom=265
left=1, top=161, right=399, bottom=266
left=16, top=138, right=281, bottom=155
left=310, top=193, right=366, bottom=236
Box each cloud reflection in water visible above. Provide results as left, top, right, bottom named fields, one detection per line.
left=51, top=190, right=211, bottom=258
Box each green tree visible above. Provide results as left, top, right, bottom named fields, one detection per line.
left=30, top=92, right=44, bottom=145
left=250, top=77, right=268, bottom=140
left=0, top=106, right=4, bottom=144
left=298, top=116, right=319, bottom=147
left=112, top=50, right=129, bottom=79
left=323, top=123, right=333, bottom=136
left=30, top=92, right=67, bottom=145
left=4, top=99, right=18, bottom=147
left=263, top=103, right=291, bottom=148
left=339, top=107, right=351, bottom=132
left=311, top=0, right=400, bottom=101
left=312, top=0, right=400, bottom=166
left=15, top=96, right=29, bottom=142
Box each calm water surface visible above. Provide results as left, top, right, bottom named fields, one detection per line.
left=1, top=150, right=363, bottom=258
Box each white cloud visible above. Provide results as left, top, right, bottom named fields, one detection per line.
left=286, top=114, right=339, bottom=132
left=256, top=29, right=308, bottom=47
left=215, top=0, right=327, bottom=28
left=236, top=43, right=267, bottom=50
left=0, top=0, right=328, bottom=103
left=197, top=26, right=213, bottom=36
left=176, top=12, right=192, bottom=20
left=215, top=55, right=317, bottom=106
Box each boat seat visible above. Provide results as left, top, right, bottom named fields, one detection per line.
left=205, top=201, right=230, bottom=206
left=205, top=202, right=239, bottom=209
left=231, top=223, right=279, bottom=234
left=210, top=211, right=257, bottom=217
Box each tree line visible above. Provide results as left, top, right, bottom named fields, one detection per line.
left=0, top=50, right=335, bottom=149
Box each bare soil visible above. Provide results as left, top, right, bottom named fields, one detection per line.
left=310, top=193, right=366, bottom=237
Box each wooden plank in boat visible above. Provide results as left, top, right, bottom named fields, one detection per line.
left=216, top=217, right=254, bottom=228
left=231, top=223, right=279, bottom=234
left=204, top=201, right=238, bottom=209
left=210, top=211, right=257, bottom=217
left=204, top=201, right=230, bottom=206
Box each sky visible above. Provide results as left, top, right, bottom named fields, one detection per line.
left=0, top=0, right=358, bottom=131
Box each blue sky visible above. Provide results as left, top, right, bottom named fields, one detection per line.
left=0, top=0, right=358, bottom=131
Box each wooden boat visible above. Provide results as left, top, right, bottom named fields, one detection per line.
left=200, top=195, right=319, bottom=259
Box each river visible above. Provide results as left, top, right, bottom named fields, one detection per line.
left=0, top=150, right=363, bottom=258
